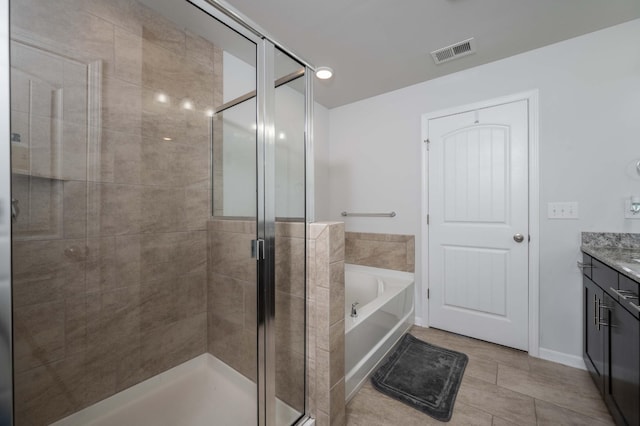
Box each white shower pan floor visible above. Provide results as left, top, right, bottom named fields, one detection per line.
left=52, top=354, right=301, bottom=426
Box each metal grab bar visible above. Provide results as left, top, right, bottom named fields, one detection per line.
left=341, top=211, right=396, bottom=218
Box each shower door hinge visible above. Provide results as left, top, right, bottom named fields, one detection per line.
left=251, top=239, right=265, bottom=260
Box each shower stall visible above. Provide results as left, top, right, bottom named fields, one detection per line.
left=1, top=0, right=312, bottom=424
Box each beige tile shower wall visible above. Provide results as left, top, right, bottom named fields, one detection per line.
left=345, top=232, right=415, bottom=272
left=207, top=219, right=307, bottom=412
left=308, top=222, right=346, bottom=426
left=10, top=1, right=221, bottom=424
left=207, top=219, right=257, bottom=382
left=275, top=222, right=307, bottom=411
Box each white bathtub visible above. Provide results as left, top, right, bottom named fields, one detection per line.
left=344, top=264, right=415, bottom=401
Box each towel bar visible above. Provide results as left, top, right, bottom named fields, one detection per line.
left=340, top=211, right=396, bottom=218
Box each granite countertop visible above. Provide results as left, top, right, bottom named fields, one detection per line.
left=581, top=246, right=640, bottom=282
left=581, top=232, right=640, bottom=283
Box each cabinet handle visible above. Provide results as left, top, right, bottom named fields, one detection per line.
left=594, top=294, right=599, bottom=326
left=630, top=301, right=640, bottom=313
left=577, top=261, right=594, bottom=270
left=596, top=298, right=613, bottom=331
left=609, top=287, right=639, bottom=300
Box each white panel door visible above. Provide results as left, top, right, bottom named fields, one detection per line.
left=427, top=100, right=529, bottom=350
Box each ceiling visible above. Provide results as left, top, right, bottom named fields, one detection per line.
left=223, top=0, right=640, bottom=108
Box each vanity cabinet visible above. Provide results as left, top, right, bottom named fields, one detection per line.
left=604, top=292, right=639, bottom=426
left=583, top=274, right=605, bottom=393
left=581, top=253, right=640, bottom=426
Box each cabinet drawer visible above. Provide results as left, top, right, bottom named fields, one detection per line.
left=619, top=275, right=640, bottom=319
left=592, top=258, right=619, bottom=299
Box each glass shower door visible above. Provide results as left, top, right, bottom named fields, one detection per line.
left=212, top=44, right=309, bottom=425
left=207, top=33, right=260, bottom=424
left=8, top=0, right=309, bottom=424
left=9, top=0, right=262, bottom=424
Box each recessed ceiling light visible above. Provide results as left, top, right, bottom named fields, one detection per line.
left=163, top=137, right=172, bottom=141
left=316, top=67, right=333, bottom=80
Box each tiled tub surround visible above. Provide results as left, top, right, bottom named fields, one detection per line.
left=345, top=232, right=415, bottom=273
left=308, top=222, right=346, bottom=426
left=11, top=0, right=221, bottom=424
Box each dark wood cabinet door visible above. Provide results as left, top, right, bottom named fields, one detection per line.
left=584, top=277, right=605, bottom=393
left=606, top=293, right=640, bottom=426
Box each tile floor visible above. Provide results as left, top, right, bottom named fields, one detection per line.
left=346, top=326, right=614, bottom=425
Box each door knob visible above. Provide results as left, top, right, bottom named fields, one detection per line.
left=513, top=233, right=524, bottom=243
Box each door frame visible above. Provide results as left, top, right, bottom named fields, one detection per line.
left=420, top=90, right=540, bottom=356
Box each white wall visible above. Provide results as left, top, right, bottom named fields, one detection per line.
left=313, top=102, right=330, bottom=220
left=327, top=19, right=640, bottom=361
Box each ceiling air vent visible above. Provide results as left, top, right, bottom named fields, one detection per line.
left=431, top=38, right=476, bottom=64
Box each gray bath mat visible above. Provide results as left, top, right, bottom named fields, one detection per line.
left=371, top=333, right=468, bottom=422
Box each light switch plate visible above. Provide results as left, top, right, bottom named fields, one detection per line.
left=547, top=202, right=579, bottom=219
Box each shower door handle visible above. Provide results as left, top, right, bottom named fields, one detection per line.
left=251, top=239, right=265, bottom=260
left=11, top=199, right=19, bottom=223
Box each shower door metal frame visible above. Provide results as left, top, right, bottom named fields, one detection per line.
left=256, top=39, right=277, bottom=426
left=257, top=40, right=314, bottom=426
left=0, top=0, right=13, bottom=424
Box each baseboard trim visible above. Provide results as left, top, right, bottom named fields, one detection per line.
left=538, top=347, right=586, bottom=370
left=413, top=316, right=425, bottom=327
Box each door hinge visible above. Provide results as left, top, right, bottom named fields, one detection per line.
left=426, top=214, right=429, bottom=225
left=424, top=139, right=430, bottom=150
left=427, top=289, right=430, bottom=299
left=251, top=239, right=265, bottom=260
